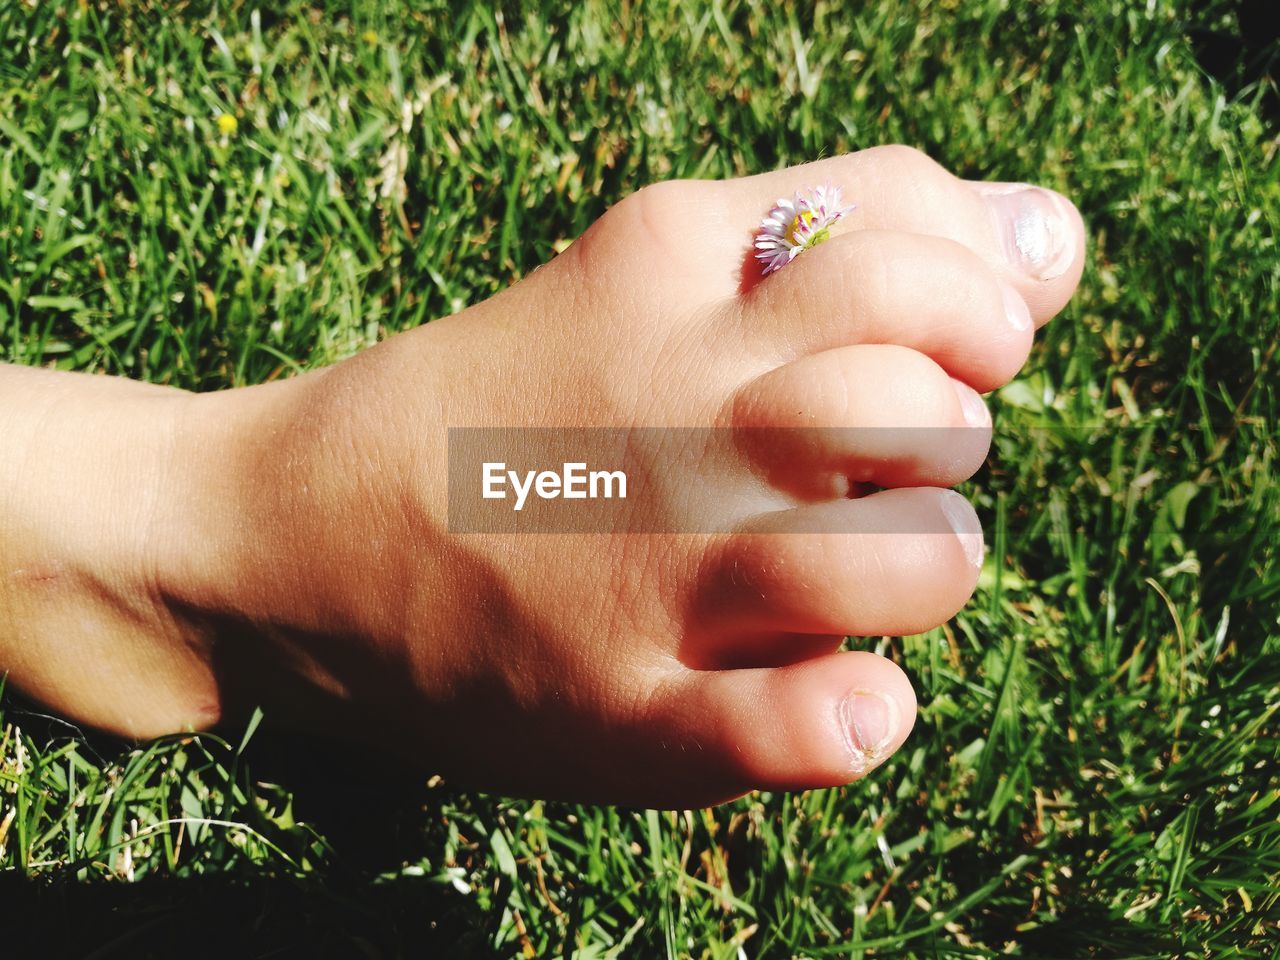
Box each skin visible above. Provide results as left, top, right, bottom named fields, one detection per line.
left=0, top=147, right=1085, bottom=808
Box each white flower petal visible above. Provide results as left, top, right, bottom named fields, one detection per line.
left=753, top=184, right=857, bottom=275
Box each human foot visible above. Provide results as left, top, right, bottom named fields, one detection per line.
left=0, top=147, right=1085, bottom=807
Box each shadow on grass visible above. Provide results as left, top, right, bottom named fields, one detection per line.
left=2, top=698, right=500, bottom=958
left=1188, top=0, right=1279, bottom=120
left=0, top=871, right=495, bottom=960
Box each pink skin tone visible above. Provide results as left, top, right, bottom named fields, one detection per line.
left=0, top=147, right=1084, bottom=807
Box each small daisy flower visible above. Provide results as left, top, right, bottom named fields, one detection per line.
left=754, top=184, right=855, bottom=276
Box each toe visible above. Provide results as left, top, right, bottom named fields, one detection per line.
left=700, top=487, right=984, bottom=639
left=729, top=145, right=1085, bottom=328
left=649, top=651, right=918, bottom=799
left=967, top=180, right=1087, bottom=327
left=736, top=229, right=1033, bottom=391
left=731, top=343, right=991, bottom=497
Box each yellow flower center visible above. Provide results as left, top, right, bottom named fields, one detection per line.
left=784, top=209, right=814, bottom=246
left=785, top=209, right=831, bottom=249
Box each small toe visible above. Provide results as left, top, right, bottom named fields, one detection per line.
left=698, top=487, right=984, bottom=640
left=647, top=651, right=918, bottom=800
left=736, top=229, right=1033, bottom=392
left=731, top=343, right=992, bottom=498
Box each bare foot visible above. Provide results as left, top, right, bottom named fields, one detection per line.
left=0, top=147, right=1084, bottom=807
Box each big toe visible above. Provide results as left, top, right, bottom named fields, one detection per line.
left=968, top=180, right=1087, bottom=327
left=729, top=146, right=1086, bottom=330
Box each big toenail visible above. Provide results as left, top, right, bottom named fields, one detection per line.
left=941, top=490, right=984, bottom=569
left=985, top=185, right=1074, bottom=281
left=840, top=689, right=899, bottom=775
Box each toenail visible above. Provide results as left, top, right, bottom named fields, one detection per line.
left=840, top=688, right=900, bottom=775
left=984, top=184, right=1075, bottom=281
left=953, top=380, right=991, bottom=427
left=941, top=490, right=984, bottom=569
left=1000, top=282, right=1032, bottom=331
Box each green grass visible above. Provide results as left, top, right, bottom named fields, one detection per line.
left=2, top=0, right=1278, bottom=955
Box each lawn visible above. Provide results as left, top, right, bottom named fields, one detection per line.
left=1, top=0, right=1277, bottom=956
